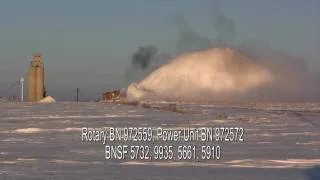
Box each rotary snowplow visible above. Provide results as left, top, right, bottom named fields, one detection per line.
left=101, top=90, right=121, bottom=102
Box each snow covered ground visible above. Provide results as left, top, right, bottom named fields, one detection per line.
left=0, top=101, right=319, bottom=180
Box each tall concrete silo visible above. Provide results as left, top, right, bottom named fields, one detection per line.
left=28, top=53, right=45, bottom=102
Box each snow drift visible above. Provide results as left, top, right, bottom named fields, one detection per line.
left=39, top=96, right=56, bottom=103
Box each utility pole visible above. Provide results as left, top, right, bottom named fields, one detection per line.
left=20, top=77, right=24, bottom=102
left=76, top=88, right=79, bottom=103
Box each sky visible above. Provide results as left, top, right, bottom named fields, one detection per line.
left=0, top=0, right=319, bottom=100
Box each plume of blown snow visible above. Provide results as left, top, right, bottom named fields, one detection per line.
left=126, top=47, right=273, bottom=101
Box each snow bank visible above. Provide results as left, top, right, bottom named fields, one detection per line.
left=39, top=96, right=56, bottom=103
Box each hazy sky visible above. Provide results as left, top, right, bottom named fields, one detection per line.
left=0, top=0, right=319, bottom=100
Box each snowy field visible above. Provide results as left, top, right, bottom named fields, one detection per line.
left=0, top=101, right=319, bottom=180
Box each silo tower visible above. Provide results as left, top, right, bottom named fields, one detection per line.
left=28, top=53, right=45, bottom=102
